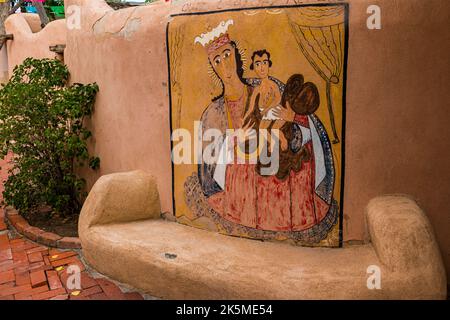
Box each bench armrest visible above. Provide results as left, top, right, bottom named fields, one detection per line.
left=79, top=170, right=161, bottom=233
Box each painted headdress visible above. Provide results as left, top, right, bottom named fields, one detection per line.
left=194, top=20, right=234, bottom=54
left=195, top=19, right=247, bottom=89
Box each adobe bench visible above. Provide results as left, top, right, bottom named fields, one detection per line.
left=79, top=171, right=446, bottom=299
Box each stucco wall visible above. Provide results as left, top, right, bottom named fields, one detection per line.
left=3, top=0, right=449, bottom=281
left=4, top=14, right=66, bottom=75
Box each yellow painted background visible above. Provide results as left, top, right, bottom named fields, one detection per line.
left=169, top=6, right=346, bottom=246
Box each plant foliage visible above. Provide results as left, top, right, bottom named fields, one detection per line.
left=0, top=58, right=99, bottom=216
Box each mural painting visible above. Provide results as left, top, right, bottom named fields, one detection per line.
left=168, top=4, right=348, bottom=247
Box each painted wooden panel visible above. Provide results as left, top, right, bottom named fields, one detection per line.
left=168, top=3, right=348, bottom=247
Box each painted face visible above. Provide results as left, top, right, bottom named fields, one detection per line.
left=208, top=43, right=237, bottom=85
left=253, top=53, right=270, bottom=78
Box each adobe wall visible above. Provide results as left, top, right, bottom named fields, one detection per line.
left=2, top=0, right=449, bottom=281
left=4, top=13, right=66, bottom=75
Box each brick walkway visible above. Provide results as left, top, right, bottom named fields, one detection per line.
left=0, top=228, right=145, bottom=300
left=0, top=156, right=147, bottom=300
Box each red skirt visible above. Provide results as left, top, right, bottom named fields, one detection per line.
left=207, top=141, right=331, bottom=232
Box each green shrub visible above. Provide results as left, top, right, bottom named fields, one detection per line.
left=0, top=58, right=99, bottom=216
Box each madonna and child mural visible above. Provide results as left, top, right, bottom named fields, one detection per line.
left=168, top=4, right=348, bottom=247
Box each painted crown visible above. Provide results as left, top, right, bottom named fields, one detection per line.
left=194, top=20, right=234, bottom=53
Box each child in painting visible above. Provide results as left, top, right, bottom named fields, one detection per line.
left=245, top=50, right=288, bottom=150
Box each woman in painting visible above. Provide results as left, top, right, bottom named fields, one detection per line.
left=190, top=19, right=338, bottom=243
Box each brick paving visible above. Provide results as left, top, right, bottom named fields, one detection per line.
left=0, top=156, right=145, bottom=300
left=0, top=230, right=145, bottom=300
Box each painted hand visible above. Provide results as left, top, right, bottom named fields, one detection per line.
left=239, top=127, right=258, bottom=145
left=272, top=102, right=295, bottom=122
left=242, top=116, right=256, bottom=131
left=229, top=126, right=257, bottom=147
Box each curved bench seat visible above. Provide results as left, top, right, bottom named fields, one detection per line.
left=79, top=171, right=446, bottom=300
